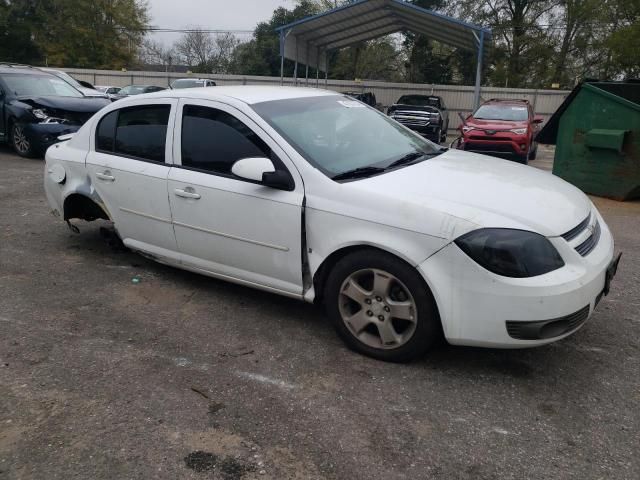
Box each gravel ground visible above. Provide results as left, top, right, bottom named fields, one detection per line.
left=1, top=145, right=639, bottom=480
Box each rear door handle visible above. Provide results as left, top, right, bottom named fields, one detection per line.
left=174, top=188, right=201, bottom=200
left=96, top=171, right=115, bottom=182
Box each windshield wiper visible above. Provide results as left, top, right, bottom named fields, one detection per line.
left=332, top=166, right=387, bottom=181
left=386, top=149, right=445, bottom=170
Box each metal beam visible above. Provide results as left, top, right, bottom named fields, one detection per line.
left=323, top=26, right=402, bottom=51
left=391, top=12, right=476, bottom=51
left=473, top=30, right=485, bottom=110
left=313, top=19, right=400, bottom=49
left=293, top=10, right=392, bottom=45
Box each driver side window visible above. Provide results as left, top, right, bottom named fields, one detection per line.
left=181, top=105, right=271, bottom=175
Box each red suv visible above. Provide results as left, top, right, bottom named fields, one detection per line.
left=457, top=99, right=543, bottom=163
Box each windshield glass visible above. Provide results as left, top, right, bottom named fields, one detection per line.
left=474, top=104, right=529, bottom=121
left=119, top=85, right=148, bottom=95
left=51, top=71, right=83, bottom=89
left=397, top=95, right=439, bottom=107
left=2, top=73, right=82, bottom=97
left=252, top=95, right=441, bottom=178
left=172, top=79, right=205, bottom=89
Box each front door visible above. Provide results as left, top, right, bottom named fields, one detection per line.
left=168, top=99, right=304, bottom=296
left=85, top=99, right=179, bottom=258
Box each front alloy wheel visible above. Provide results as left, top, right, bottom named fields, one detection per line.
left=11, top=124, right=34, bottom=157
left=324, top=249, right=441, bottom=362
left=339, top=268, right=417, bottom=350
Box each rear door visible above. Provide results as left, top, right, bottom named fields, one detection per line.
left=85, top=98, right=179, bottom=258
left=168, top=99, right=304, bottom=296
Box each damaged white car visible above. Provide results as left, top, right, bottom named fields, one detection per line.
left=44, top=86, right=620, bottom=362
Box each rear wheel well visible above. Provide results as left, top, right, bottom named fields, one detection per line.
left=63, top=194, right=109, bottom=222
left=312, top=246, right=416, bottom=305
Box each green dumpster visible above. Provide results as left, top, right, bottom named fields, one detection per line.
left=537, top=80, right=640, bottom=201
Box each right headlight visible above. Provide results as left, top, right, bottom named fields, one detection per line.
left=455, top=228, right=565, bottom=278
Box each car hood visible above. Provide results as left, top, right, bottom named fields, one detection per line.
left=16, top=95, right=110, bottom=112
left=465, top=118, right=527, bottom=130
left=346, top=150, right=590, bottom=238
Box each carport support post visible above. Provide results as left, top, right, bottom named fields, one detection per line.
left=473, top=30, right=485, bottom=111
left=279, top=30, right=285, bottom=86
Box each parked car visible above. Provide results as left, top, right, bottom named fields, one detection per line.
left=387, top=94, right=449, bottom=143
left=39, top=68, right=108, bottom=99
left=95, top=85, right=123, bottom=101
left=457, top=99, right=543, bottom=163
left=111, top=85, right=166, bottom=100
left=95, top=86, right=122, bottom=95
left=170, top=78, right=217, bottom=89
left=0, top=64, right=110, bottom=157
left=44, top=86, right=619, bottom=362
left=342, top=91, right=377, bottom=107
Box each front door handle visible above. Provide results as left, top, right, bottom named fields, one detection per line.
left=174, top=187, right=201, bottom=200
left=96, top=171, right=115, bottom=182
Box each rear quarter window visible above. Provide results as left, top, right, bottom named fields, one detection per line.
left=95, top=105, right=171, bottom=163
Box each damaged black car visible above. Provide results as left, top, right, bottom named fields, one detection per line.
left=0, top=65, right=110, bottom=157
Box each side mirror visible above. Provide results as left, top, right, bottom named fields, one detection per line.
left=231, top=157, right=294, bottom=191
left=533, top=116, right=544, bottom=124
left=232, top=157, right=275, bottom=181
left=458, top=112, right=468, bottom=124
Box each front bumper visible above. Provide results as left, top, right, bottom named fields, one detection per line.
left=24, top=123, right=80, bottom=155
left=418, top=209, right=616, bottom=348
left=460, top=134, right=529, bottom=157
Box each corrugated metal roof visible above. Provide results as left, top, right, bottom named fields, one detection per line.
left=277, top=0, right=491, bottom=71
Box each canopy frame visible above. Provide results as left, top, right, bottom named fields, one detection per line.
left=277, top=0, right=491, bottom=109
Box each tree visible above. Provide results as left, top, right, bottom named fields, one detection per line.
left=137, top=38, right=175, bottom=70
left=232, top=0, right=325, bottom=77
left=174, top=29, right=216, bottom=71
left=33, top=0, right=149, bottom=68
left=604, top=0, right=640, bottom=79
left=0, top=0, right=43, bottom=64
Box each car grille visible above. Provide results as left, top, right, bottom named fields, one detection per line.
left=391, top=111, right=434, bottom=127
left=506, top=305, right=590, bottom=340
left=61, top=111, right=94, bottom=125
left=465, top=143, right=515, bottom=153
left=561, top=213, right=601, bottom=257
left=575, top=219, right=601, bottom=256
left=561, top=214, right=591, bottom=241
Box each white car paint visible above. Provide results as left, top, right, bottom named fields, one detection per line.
left=44, top=86, right=615, bottom=349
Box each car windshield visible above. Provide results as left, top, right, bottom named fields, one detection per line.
left=2, top=73, right=83, bottom=97
left=172, top=79, right=205, bottom=89
left=397, top=95, right=439, bottom=107
left=50, top=71, right=83, bottom=89
left=474, top=104, right=529, bottom=121
left=119, top=85, right=149, bottom=95
left=252, top=95, right=441, bottom=178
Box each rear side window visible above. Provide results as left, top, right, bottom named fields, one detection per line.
left=181, top=105, right=270, bottom=175
left=96, top=105, right=170, bottom=162
left=96, top=110, right=117, bottom=151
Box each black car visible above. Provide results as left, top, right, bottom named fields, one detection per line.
left=387, top=94, right=450, bottom=143
left=0, top=65, right=111, bottom=157
left=342, top=91, right=377, bottom=107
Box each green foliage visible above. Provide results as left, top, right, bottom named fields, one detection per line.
left=232, top=0, right=324, bottom=77
left=0, top=0, right=148, bottom=68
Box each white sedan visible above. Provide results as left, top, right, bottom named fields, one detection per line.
left=44, top=86, right=620, bottom=362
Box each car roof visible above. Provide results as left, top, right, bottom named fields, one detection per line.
left=140, top=86, right=338, bottom=105
left=483, top=99, right=529, bottom=105
left=0, top=65, right=50, bottom=75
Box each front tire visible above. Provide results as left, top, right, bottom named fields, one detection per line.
left=11, top=123, right=35, bottom=158
left=324, top=249, right=441, bottom=362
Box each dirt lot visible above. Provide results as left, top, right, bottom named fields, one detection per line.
left=1, top=146, right=639, bottom=480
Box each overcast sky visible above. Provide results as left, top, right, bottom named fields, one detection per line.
left=147, top=0, right=297, bottom=44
